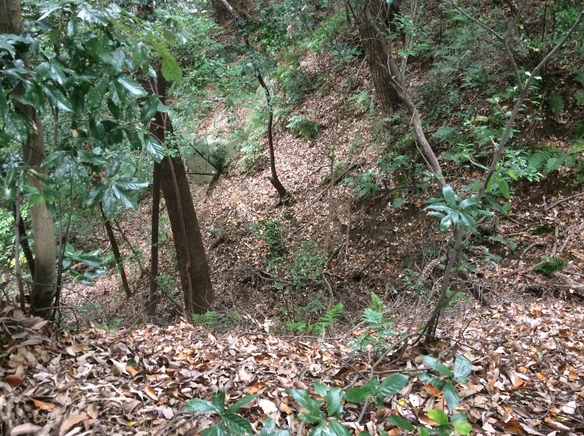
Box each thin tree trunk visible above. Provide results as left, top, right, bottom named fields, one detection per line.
left=148, top=161, right=161, bottom=316
left=13, top=204, right=35, bottom=279
left=99, top=203, right=131, bottom=299
left=1, top=0, right=57, bottom=317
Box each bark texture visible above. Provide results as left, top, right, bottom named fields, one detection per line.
left=1, top=0, right=57, bottom=316
left=152, top=72, right=213, bottom=315
left=358, top=0, right=401, bottom=115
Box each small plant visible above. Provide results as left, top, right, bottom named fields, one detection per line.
left=533, top=255, right=565, bottom=275
left=347, top=169, right=379, bottom=199
left=192, top=310, right=241, bottom=331
left=286, top=114, right=319, bottom=139
left=287, top=302, right=343, bottom=335
left=351, top=292, right=396, bottom=352
left=256, top=219, right=287, bottom=258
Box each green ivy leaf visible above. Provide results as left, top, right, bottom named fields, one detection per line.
left=453, top=421, right=472, bottom=435
left=387, top=415, right=415, bottom=431
left=184, top=398, right=219, bottom=413
left=442, top=383, right=460, bottom=412
left=378, top=374, right=409, bottom=397
left=427, top=409, right=449, bottom=426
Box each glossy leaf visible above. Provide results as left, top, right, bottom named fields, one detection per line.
left=0, top=89, right=7, bottom=120
left=423, top=356, right=452, bottom=377
left=286, top=389, right=322, bottom=416
left=86, top=184, right=105, bottom=207
left=223, top=412, right=253, bottom=435
left=378, top=374, right=408, bottom=397
left=419, top=428, right=430, bottom=436
left=387, top=415, right=414, bottom=431
left=42, top=151, right=66, bottom=169
left=344, top=386, right=371, bottom=403
left=116, top=75, right=147, bottom=97
left=145, top=135, right=164, bottom=161
left=438, top=424, right=454, bottom=436
left=141, top=94, right=159, bottom=123
left=442, top=185, right=457, bottom=208
left=450, top=413, right=468, bottom=423
left=114, top=178, right=149, bottom=190
left=226, top=394, right=258, bottom=414
left=211, top=388, right=226, bottom=413
left=326, top=387, right=343, bottom=419
left=201, top=425, right=227, bottom=436
left=184, top=398, right=219, bottom=413
left=314, top=382, right=327, bottom=398
left=42, top=84, right=72, bottom=111
left=427, top=409, right=449, bottom=426
left=442, top=383, right=459, bottom=412
left=329, top=419, right=350, bottom=436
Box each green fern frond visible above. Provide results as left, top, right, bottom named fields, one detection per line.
left=533, top=256, right=565, bottom=275
left=548, top=93, right=565, bottom=118
left=370, top=292, right=384, bottom=312
left=528, top=149, right=554, bottom=170
left=323, top=302, right=343, bottom=325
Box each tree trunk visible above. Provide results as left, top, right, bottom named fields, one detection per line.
left=99, top=203, right=131, bottom=299
left=358, top=0, right=401, bottom=115
left=1, top=0, right=57, bottom=317
left=150, top=71, right=214, bottom=315
left=148, top=161, right=161, bottom=316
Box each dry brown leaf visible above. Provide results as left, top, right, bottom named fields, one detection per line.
left=59, top=413, right=89, bottom=435
left=10, top=423, right=42, bottom=435
left=544, top=417, right=571, bottom=431
left=4, top=375, right=24, bottom=388
left=87, top=403, right=99, bottom=419
left=126, top=365, right=139, bottom=377
left=144, top=386, right=158, bottom=401
left=423, top=383, right=441, bottom=397
left=32, top=399, right=56, bottom=411
left=500, top=418, right=525, bottom=434
left=248, top=382, right=266, bottom=394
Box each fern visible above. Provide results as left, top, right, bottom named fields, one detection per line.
left=533, top=256, right=565, bottom=275
left=547, top=93, right=565, bottom=118
left=575, top=90, right=584, bottom=105
left=370, top=291, right=384, bottom=312
left=432, top=126, right=457, bottom=142
left=573, top=70, right=584, bottom=85
left=528, top=148, right=554, bottom=170
left=322, top=302, right=343, bottom=326
left=392, top=197, right=407, bottom=208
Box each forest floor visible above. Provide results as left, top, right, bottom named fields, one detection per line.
left=3, top=49, right=584, bottom=435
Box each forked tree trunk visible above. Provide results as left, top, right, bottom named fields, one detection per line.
left=1, top=0, right=57, bottom=317
left=151, top=71, right=214, bottom=315
left=358, top=0, right=401, bottom=115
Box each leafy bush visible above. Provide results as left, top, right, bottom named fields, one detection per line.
left=287, top=302, right=343, bottom=335
left=286, top=114, right=319, bottom=139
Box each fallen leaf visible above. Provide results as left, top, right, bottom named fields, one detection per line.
left=4, top=375, right=24, bottom=388
left=144, top=386, right=157, bottom=401
left=10, top=423, right=42, bottom=435
left=59, top=413, right=89, bottom=435
left=32, top=399, right=56, bottom=411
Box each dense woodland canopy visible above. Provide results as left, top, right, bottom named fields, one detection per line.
left=1, top=0, right=584, bottom=435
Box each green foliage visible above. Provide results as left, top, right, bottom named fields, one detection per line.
left=288, top=242, right=326, bottom=288
left=191, top=310, right=241, bottom=332
left=351, top=292, right=396, bottom=352
left=184, top=388, right=263, bottom=436
left=62, top=243, right=108, bottom=286
left=346, top=169, right=379, bottom=199
left=276, top=66, right=314, bottom=105
left=286, top=114, right=319, bottom=139
left=426, top=185, right=491, bottom=232
left=256, top=219, right=287, bottom=258
left=287, top=302, right=343, bottom=335
left=547, top=93, right=565, bottom=118
left=533, top=256, right=565, bottom=275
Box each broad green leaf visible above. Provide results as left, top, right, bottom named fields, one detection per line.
left=438, top=424, right=454, bottom=436
left=226, top=394, right=258, bottom=414
left=453, top=355, right=472, bottom=383
left=453, top=421, right=471, bottom=435
left=42, top=84, right=72, bottom=111
left=329, top=419, right=350, bottom=436
left=387, top=415, right=414, bottom=431
left=42, top=151, right=66, bottom=169
left=344, top=386, right=371, bottom=403
left=223, top=412, right=253, bottom=436
left=442, top=383, right=460, bottom=412
left=498, top=178, right=510, bottom=198
left=201, top=424, right=227, bottom=436
left=87, top=78, right=108, bottom=109
left=101, top=188, right=117, bottom=217
left=442, top=185, right=457, bottom=208
left=211, top=388, right=226, bottom=413
left=309, top=424, right=328, bottom=436
left=260, top=418, right=275, bottom=436
left=77, top=150, right=105, bottom=167
left=114, top=178, right=149, bottom=190
left=111, top=185, right=136, bottom=208
left=419, top=428, right=430, bottom=436
left=141, top=94, right=159, bottom=123
left=5, top=110, right=31, bottom=142
left=286, top=389, right=321, bottom=416
left=417, top=373, right=435, bottom=384
left=326, top=387, right=343, bottom=419
left=314, top=382, right=327, bottom=398
left=423, top=356, right=452, bottom=377
left=184, top=398, right=219, bottom=413
left=378, top=374, right=409, bottom=397
left=145, top=136, right=164, bottom=162
left=162, top=55, right=182, bottom=83
left=116, top=75, right=147, bottom=97
left=427, top=409, right=449, bottom=426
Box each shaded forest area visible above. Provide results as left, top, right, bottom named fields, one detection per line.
left=1, top=0, right=584, bottom=435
